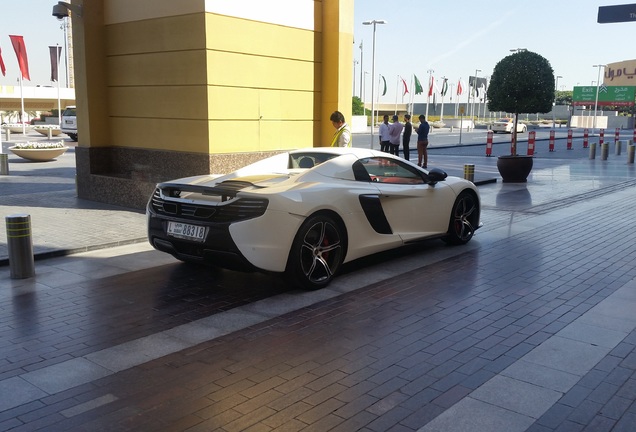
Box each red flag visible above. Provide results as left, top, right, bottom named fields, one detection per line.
left=49, top=46, right=62, bottom=82
left=457, top=79, right=463, bottom=96
left=0, top=47, right=6, bottom=76
left=428, top=75, right=435, bottom=97
left=9, top=35, right=30, bottom=81
left=401, top=77, right=409, bottom=96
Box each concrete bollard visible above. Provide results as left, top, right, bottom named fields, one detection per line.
left=5, top=128, right=10, bottom=141
left=6, top=214, right=35, bottom=279
left=589, top=142, right=597, bottom=159
left=601, top=142, right=609, bottom=160
left=616, top=140, right=622, bottom=156
left=47, top=128, right=53, bottom=140
left=628, top=145, right=635, bottom=164
left=0, top=153, right=8, bottom=175
left=463, top=164, right=475, bottom=182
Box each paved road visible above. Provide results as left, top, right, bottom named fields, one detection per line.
left=2, top=128, right=636, bottom=431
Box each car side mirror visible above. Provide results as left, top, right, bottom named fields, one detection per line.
left=425, top=167, right=447, bottom=185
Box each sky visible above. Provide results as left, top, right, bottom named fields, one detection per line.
left=0, top=0, right=633, bottom=102
left=0, top=0, right=67, bottom=87
left=354, top=0, right=636, bottom=104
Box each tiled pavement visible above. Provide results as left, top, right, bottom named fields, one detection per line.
left=1, top=131, right=636, bottom=430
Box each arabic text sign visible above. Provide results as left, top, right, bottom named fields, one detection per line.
left=598, top=3, right=636, bottom=23
left=572, top=86, right=635, bottom=106
left=605, top=61, right=636, bottom=85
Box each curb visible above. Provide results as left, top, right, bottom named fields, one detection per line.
left=0, top=237, right=148, bottom=267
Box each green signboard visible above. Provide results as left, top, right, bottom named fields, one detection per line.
left=572, top=85, right=635, bottom=106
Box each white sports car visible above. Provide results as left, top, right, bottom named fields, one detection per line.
left=147, top=147, right=481, bottom=290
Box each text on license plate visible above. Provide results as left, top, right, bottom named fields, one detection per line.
left=167, top=221, right=206, bottom=241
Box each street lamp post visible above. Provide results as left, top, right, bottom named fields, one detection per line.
left=553, top=75, right=562, bottom=128
left=353, top=60, right=359, bottom=97
left=592, top=64, right=606, bottom=133
left=363, top=19, right=387, bottom=149
left=359, top=41, right=363, bottom=101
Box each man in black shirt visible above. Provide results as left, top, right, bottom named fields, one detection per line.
left=402, top=114, right=412, bottom=161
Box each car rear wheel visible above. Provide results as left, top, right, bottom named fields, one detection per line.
left=286, top=214, right=345, bottom=290
left=444, top=191, right=478, bottom=245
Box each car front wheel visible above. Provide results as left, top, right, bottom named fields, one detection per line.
left=444, top=192, right=478, bottom=245
left=286, top=215, right=345, bottom=290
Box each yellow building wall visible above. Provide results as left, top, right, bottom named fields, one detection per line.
left=99, top=0, right=351, bottom=155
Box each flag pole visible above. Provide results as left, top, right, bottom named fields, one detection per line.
left=440, top=77, right=446, bottom=123
left=394, top=75, right=399, bottom=116
left=409, top=75, right=414, bottom=114
left=425, top=69, right=434, bottom=120
left=57, top=44, right=62, bottom=125
left=19, top=74, right=26, bottom=134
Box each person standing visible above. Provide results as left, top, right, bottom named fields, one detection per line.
left=402, top=114, right=412, bottom=161
left=416, top=114, right=430, bottom=168
left=329, top=111, right=352, bottom=147
left=378, top=115, right=391, bottom=152
left=388, top=115, right=403, bottom=156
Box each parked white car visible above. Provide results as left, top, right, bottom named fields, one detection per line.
left=60, top=106, right=77, bottom=141
left=147, top=147, right=482, bottom=290
left=491, top=118, right=527, bottom=134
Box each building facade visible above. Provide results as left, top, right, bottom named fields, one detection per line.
left=71, top=0, right=353, bottom=208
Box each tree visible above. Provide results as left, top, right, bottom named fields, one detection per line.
left=487, top=50, right=555, bottom=155
left=352, top=96, right=365, bottom=116
left=555, top=90, right=572, bottom=106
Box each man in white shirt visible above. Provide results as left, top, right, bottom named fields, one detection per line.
left=378, top=115, right=391, bottom=152
left=388, top=115, right=403, bottom=156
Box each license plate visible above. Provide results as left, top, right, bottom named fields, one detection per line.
left=167, top=221, right=206, bottom=242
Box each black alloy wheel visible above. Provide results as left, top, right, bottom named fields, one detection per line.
left=286, top=215, right=345, bottom=290
left=445, top=191, right=478, bottom=245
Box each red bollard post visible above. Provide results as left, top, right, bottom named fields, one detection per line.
left=549, top=130, right=555, bottom=152
left=600, top=128, right=605, bottom=145
left=486, top=130, right=493, bottom=156
left=615, top=128, right=620, bottom=143
left=583, top=128, right=589, bottom=148
left=567, top=129, right=573, bottom=150
left=527, top=131, right=536, bottom=156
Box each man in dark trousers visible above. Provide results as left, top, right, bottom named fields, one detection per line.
left=402, top=114, right=412, bottom=161
left=416, top=115, right=430, bottom=168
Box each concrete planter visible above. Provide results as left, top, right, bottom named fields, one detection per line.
left=3, top=125, right=33, bottom=134
left=9, top=146, right=68, bottom=161
left=34, top=126, right=62, bottom=136
left=496, top=155, right=533, bottom=183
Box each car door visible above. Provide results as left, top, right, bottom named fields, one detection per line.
left=361, top=157, right=456, bottom=242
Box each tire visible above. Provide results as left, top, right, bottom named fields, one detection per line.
left=520, top=126, right=527, bottom=133
left=68, top=133, right=78, bottom=141
left=286, top=214, right=345, bottom=290
left=444, top=191, right=479, bottom=245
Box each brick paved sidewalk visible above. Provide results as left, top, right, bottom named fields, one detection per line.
left=1, top=155, right=636, bottom=430
left=2, top=131, right=636, bottom=431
